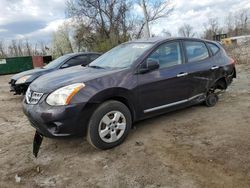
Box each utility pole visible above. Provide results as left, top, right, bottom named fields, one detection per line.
left=141, top=0, right=150, bottom=38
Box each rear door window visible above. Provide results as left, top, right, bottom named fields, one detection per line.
left=207, top=43, right=220, bottom=55
left=184, top=41, right=209, bottom=63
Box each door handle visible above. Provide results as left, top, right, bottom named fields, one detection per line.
left=211, top=66, right=219, bottom=70
left=177, top=72, right=188, bottom=77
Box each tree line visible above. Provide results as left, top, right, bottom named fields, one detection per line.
left=0, top=39, right=49, bottom=58
left=0, top=0, right=249, bottom=59
left=51, top=0, right=173, bottom=57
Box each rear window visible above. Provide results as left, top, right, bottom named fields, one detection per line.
left=207, top=43, right=220, bottom=55
left=184, top=41, right=209, bottom=63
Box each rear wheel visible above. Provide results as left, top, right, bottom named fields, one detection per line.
left=205, top=92, right=218, bottom=107
left=87, top=100, right=132, bottom=149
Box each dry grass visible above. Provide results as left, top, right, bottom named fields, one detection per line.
left=224, top=41, right=250, bottom=65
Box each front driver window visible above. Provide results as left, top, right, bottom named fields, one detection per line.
left=148, top=42, right=182, bottom=69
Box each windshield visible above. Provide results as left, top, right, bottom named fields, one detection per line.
left=43, top=54, right=70, bottom=69
left=89, top=42, right=153, bottom=68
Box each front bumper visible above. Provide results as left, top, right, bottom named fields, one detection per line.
left=22, top=99, right=88, bottom=138
left=9, top=79, right=30, bottom=95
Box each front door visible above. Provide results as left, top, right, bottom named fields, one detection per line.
left=137, top=41, right=191, bottom=114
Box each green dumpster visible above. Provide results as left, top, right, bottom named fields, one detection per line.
left=0, top=56, right=33, bottom=75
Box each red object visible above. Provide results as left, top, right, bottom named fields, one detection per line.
left=32, top=56, right=44, bottom=68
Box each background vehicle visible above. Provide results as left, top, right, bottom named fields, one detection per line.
left=9, top=52, right=101, bottom=94
left=22, top=37, right=236, bottom=153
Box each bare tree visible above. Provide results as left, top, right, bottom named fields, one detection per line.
left=137, top=0, right=174, bottom=38
left=0, top=39, right=49, bottom=57
left=141, top=0, right=150, bottom=37
left=73, top=23, right=94, bottom=52
left=178, top=24, right=195, bottom=37
left=67, top=0, right=134, bottom=51
left=39, top=41, right=48, bottom=55
left=68, top=1, right=131, bottom=38
left=202, top=18, right=223, bottom=40
left=67, top=0, right=174, bottom=51
left=11, top=40, right=19, bottom=57
left=225, top=14, right=235, bottom=37
left=25, top=40, right=32, bottom=56
left=0, top=40, right=7, bottom=58
left=224, top=9, right=250, bottom=37
left=17, top=40, right=23, bottom=56
left=234, top=9, right=249, bottom=36
left=162, top=29, right=172, bottom=37
left=51, top=23, right=74, bottom=58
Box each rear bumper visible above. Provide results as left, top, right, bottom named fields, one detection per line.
left=9, top=79, right=29, bottom=95
left=22, top=99, right=88, bottom=138
left=226, top=66, right=236, bottom=85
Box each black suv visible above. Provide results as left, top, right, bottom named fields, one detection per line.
left=22, top=37, right=236, bottom=153
left=10, top=52, right=101, bottom=94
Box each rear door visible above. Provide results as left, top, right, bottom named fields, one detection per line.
left=183, top=40, right=213, bottom=97
left=206, top=42, right=223, bottom=81
left=137, top=41, right=191, bottom=113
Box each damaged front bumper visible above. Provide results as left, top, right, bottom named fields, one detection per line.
left=9, top=79, right=29, bottom=95
left=23, top=99, right=88, bottom=157
left=33, top=131, right=43, bottom=157
left=22, top=99, right=87, bottom=138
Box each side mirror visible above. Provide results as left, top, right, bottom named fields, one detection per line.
left=147, top=58, right=160, bottom=70
left=138, top=58, right=160, bottom=74
left=61, top=64, right=69, bottom=69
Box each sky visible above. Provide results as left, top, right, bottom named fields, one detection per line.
left=0, top=0, right=249, bottom=43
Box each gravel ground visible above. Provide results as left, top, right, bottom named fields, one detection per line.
left=0, top=64, right=250, bottom=188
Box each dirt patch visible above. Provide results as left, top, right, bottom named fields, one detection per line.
left=0, top=64, right=250, bottom=188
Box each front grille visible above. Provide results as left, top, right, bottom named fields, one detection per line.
left=26, top=87, right=43, bottom=105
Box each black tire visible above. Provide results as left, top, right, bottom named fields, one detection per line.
left=87, top=100, right=132, bottom=150
left=205, top=93, right=219, bottom=107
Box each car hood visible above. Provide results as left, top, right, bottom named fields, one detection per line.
left=11, top=67, right=53, bottom=81
left=30, top=66, right=125, bottom=93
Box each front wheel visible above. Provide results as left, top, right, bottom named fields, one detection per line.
left=87, top=100, right=132, bottom=149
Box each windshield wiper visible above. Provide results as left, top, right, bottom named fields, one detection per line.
left=88, top=65, right=105, bottom=69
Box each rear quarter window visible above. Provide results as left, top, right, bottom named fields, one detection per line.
left=207, top=43, right=220, bottom=55
left=184, top=41, right=209, bottom=63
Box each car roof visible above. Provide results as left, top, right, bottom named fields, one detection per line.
left=127, top=37, right=216, bottom=45
left=66, top=52, right=102, bottom=57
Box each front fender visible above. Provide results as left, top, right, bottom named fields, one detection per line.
left=87, top=87, right=137, bottom=121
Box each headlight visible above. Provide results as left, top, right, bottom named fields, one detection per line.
left=46, top=83, right=85, bottom=106
left=16, top=75, right=32, bottom=84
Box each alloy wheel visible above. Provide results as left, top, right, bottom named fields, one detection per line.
left=98, top=111, right=126, bottom=143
